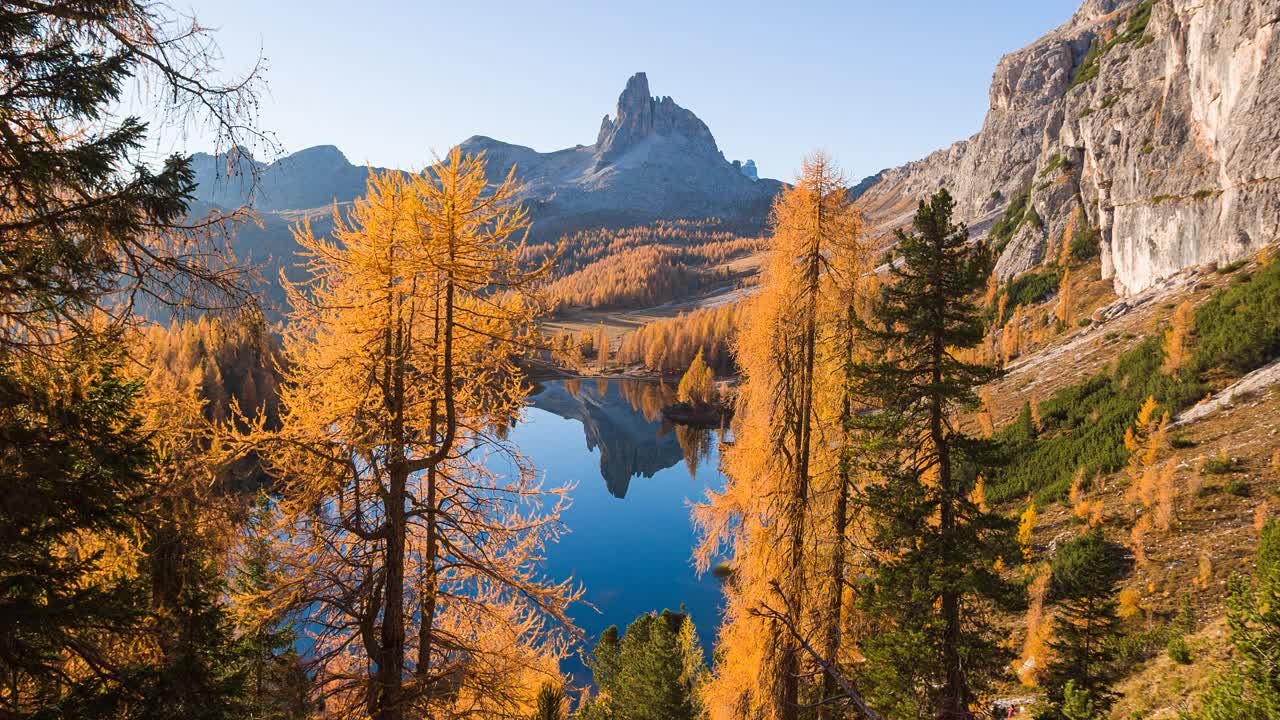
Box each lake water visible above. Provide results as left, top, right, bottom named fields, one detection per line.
left=515, top=377, right=727, bottom=679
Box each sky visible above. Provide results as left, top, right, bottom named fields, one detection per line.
left=167, top=0, right=1082, bottom=183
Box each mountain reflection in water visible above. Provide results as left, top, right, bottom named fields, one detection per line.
left=529, top=377, right=716, bottom=497
left=510, top=377, right=726, bottom=677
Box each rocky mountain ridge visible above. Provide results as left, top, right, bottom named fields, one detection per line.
left=191, top=72, right=780, bottom=242
left=457, top=72, right=781, bottom=239
left=855, top=0, right=1279, bottom=296
left=190, top=145, right=397, bottom=213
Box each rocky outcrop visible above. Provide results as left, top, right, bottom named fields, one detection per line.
left=188, top=73, right=781, bottom=314
left=855, top=0, right=1280, bottom=295
left=595, top=72, right=720, bottom=166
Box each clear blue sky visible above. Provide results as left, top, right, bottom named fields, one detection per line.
left=176, top=0, right=1081, bottom=182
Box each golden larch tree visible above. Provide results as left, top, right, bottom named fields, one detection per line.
left=1162, top=300, right=1193, bottom=374
left=232, top=152, right=578, bottom=720
left=693, top=152, right=873, bottom=720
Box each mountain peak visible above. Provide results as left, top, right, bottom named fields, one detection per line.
left=594, top=72, right=718, bottom=166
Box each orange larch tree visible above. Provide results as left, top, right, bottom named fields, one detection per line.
left=693, top=152, right=874, bottom=720
left=232, top=152, right=578, bottom=720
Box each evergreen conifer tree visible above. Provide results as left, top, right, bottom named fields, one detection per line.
left=0, top=344, right=151, bottom=718
left=1042, top=529, right=1124, bottom=717
left=850, top=188, right=1021, bottom=718
left=584, top=611, right=704, bottom=720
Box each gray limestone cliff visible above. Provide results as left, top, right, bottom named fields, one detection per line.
left=855, top=0, right=1280, bottom=295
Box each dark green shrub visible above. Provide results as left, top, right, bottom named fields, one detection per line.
left=1201, top=452, right=1243, bottom=475
left=1224, top=479, right=1250, bottom=497
left=988, top=336, right=1205, bottom=504
left=1167, top=636, right=1192, bottom=664
left=1004, top=270, right=1060, bottom=310
left=1039, top=153, right=1070, bottom=178
left=1071, top=39, right=1104, bottom=88
left=1070, top=222, right=1101, bottom=262
left=989, top=184, right=1035, bottom=253
left=988, top=260, right=1278, bottom=504
left=1069, top=1, right=1155, bottom=90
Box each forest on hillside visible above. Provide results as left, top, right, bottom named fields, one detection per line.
left=3, top=3, right=1280, bottom=720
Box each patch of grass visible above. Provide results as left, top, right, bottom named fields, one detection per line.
left=1192, top=188, right=1218, bottom=201
left=1077, top=317, right=1092, bottom=328
left=1224, top=479, right=1250, bottom=497
left=1080, top=106, right=1096, bottom=118
left=1100, top=94, right=1120, bottom=111
left=1167, top=636, right=1193, bottom=664
left=1153, top=194, right=1176, bottom=204
left=1170, top=434, right=1198, bottom=449
left=1141, top=143, right=1155, bottom=155
left=1071, top=38, right=1105, bottom=89
left=1039, top=153, right=1070, bottom=178
left=1123, top=0, right=1156, bottom=41
left=1111, top=621, right=1182, bottom=665
left=1215, top=259, right=1248, bottom=275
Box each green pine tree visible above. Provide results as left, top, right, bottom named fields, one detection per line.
left=0, top=2, right=261, bottom=349
left=532, top=682, right=566, bottom=720
left=585, top=611, right=704, bottom=720
left=229, top=496, right=308, bottom=720
left=1042, top=529, right=1124, bottom=718
left=0, top=344, right=152, bottom=718
left=850, top=188, right=1021, bottom=718
left=126, top=543, right=252, bottom=720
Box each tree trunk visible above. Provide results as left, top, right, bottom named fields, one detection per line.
left=933, top=320, right=969, bottom=719
left=818, top=304, right=856, bottom=719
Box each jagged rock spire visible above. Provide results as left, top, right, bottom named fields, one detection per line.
left=594, top=72, right=719, bottom=166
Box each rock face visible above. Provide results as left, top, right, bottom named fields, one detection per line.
left=855, top=0, right=1280, bottom=295
left=458, top=72, right=781, bottom=239
left=595, top=72, right=719, bottom=166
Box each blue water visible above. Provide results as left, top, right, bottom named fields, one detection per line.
left=514, top=378, right=726, bottom=680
